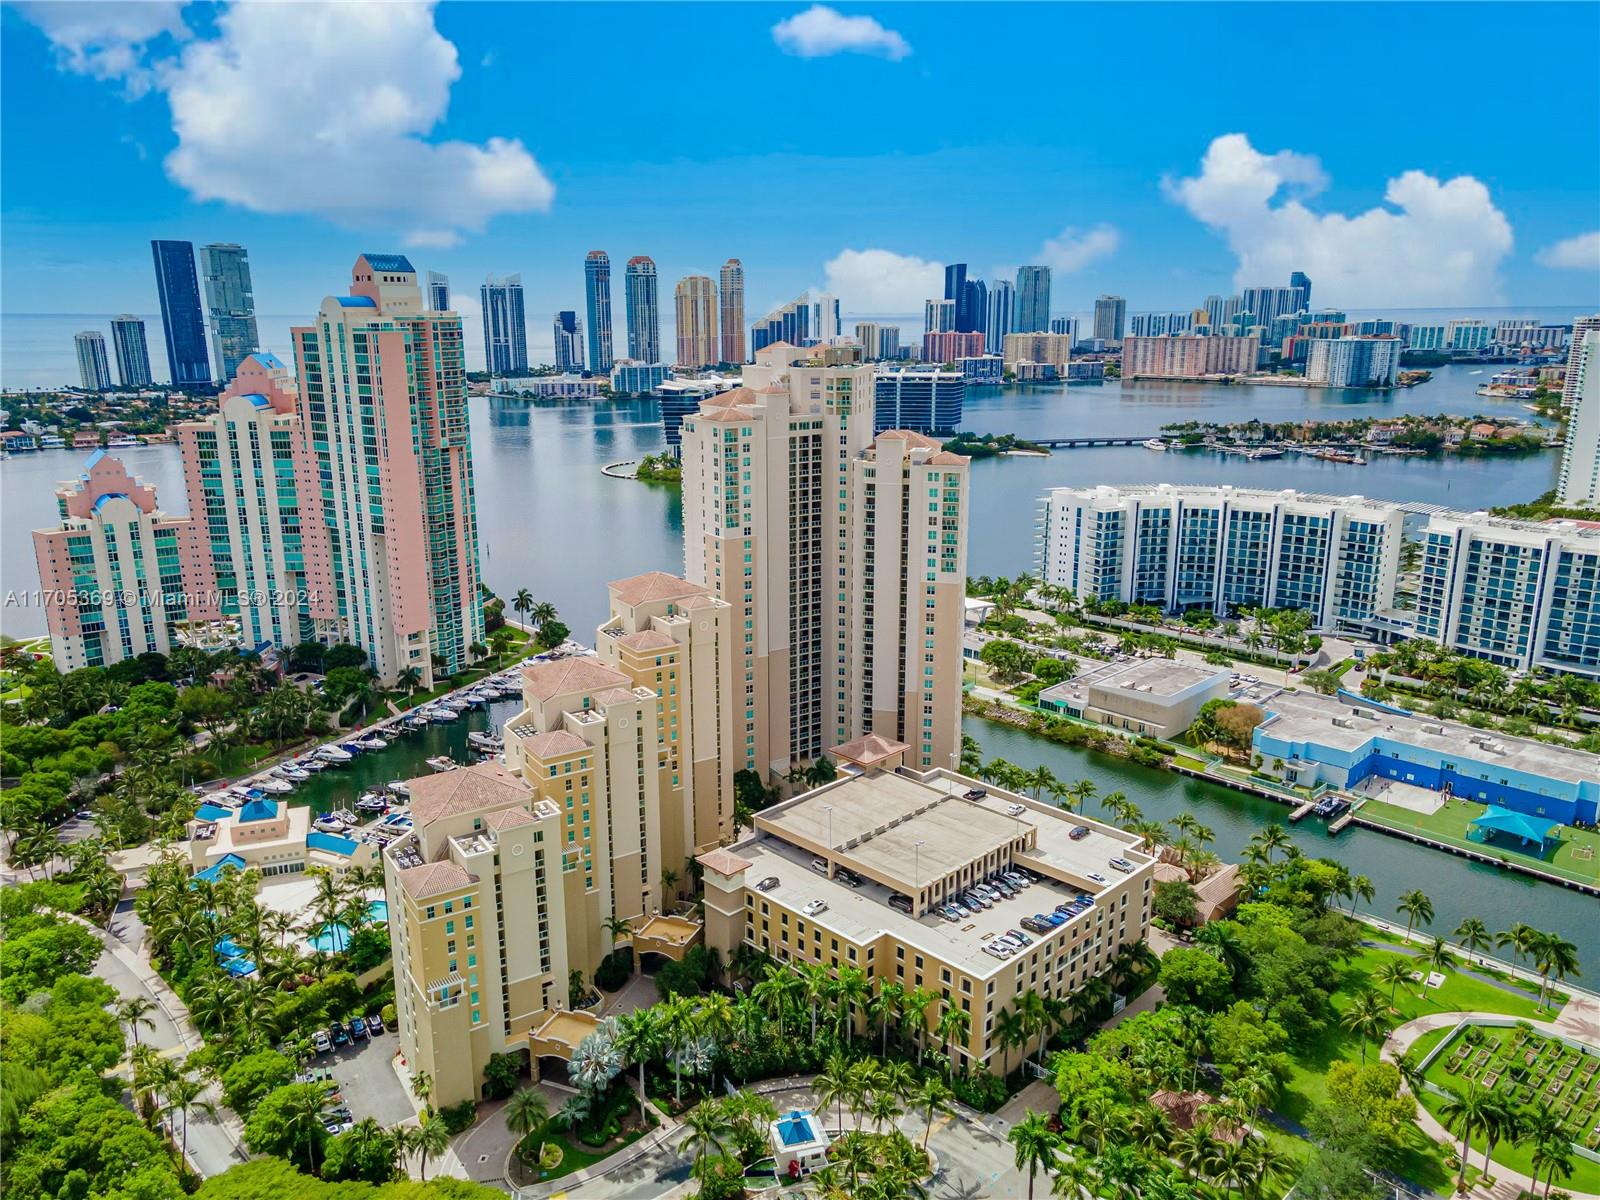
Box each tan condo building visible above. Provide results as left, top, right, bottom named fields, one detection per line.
left=675, top=275, right=719, bottom=369
left=679, top=344, right=970, bottom=778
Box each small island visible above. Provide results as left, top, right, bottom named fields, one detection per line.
left=633, top=452, right=682, bottom=484
left=1158, top=412, right=1553, bottom=460
left=942, top=431, right=1051, bottom=458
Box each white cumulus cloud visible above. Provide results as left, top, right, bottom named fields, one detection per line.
left=1038, top=224, right=1120, bottom=273
left=1535, top=231, right=1600, bottom=272
left=772, top=5, right=910, bottom=60
left=11, top=0, right=189, bottom=97
left=16, top=1, right=554, bottom=244
left=1166, top=133, right=1514, bottom=307
left=824, top=248, right=944, bottom=312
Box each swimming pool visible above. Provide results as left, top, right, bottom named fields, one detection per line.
left=303, top=900, right=389, bottom=954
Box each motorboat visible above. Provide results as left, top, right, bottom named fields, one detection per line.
left=427, top=707, right=456, bottom=724
left=258, top=778, right=294, bottom=795
left=339, top=742, right=366, bottom=755
left=404, top=715, right=430, bottom=730
left=272, top=764, right=300, bottom=778
left=355, top=735, right=388, bottom=751
left=280, top=768, right=312, bottom=783
left=296, top=757, right=326, bottom=772
left=1143, top=438, right=1168, bottom=451
left=330, top=808, right=359, bottom=825
left=318, top=745, right=353, bottom=763
left=355, top=794, right=389, bottom=813
left=386, top=780, right=411, bottom=798
left=425, top=755, right=458, bottom=773
left=467, top=731, right=503, bottom=751
left=313, top=815, right=350, bottom=833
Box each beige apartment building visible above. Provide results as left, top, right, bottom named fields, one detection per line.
left=1121, top=333, right=1260, bottom=379
left=699, top=738, right=1154, bottom=1076
left=675, top=275, right=718, bottom=369
left=679, top=343, right=969, bottom=777
left=1001, top=331, right=1073, bottom=368
left=388, top=571, right=738, bottom=1105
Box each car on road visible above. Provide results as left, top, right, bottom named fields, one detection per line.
left=76, top=809, right=94, bottom=820
left=1068, top=825, right=1090, bottom=840
left=962, top=788, right=987, bottom=801
left=1006, top=803, right=1026, bottom=816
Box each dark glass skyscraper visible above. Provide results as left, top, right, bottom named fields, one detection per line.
left=961, top=278, right=987, bottom=335
left=200, top=242, right=259, bottom=383
left=110, top=315, right=152, bottom=387
left=553, top=310, right=584, bottom=372
left=480, top=273, right=528, bottom=374
left=584, top=251, right=614, bottom=374
left=1014, top=265, right=1052, bottom=333
left=151, top=239, right=211, bottom=387
left=625, top=256, right=661, bottom=363
left=944, top=262, right=972, bottom=330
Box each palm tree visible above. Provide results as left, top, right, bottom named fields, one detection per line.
left=530, top=601, right=558, bottom=630
left=161, top=1069, right=217, bottom=1163
left=411, top=1069, right=433, bottom=1112
left=911, top=1076, right=954, bottom=1153
left=815, top=1050, right=853, bottom=1133
left=1423, top=935, right=1456, bottom=979
left=1007, top=1111, right=1059, bottom=1200
left=1478, top=1092, right=1521, bottom=1180
left=397, top=666, right=422, bottom=698
left=936, top=1003, right=971, bottom=1070
left=1496, top=921, right=1539, bottom=970
left=1531, top=1134, right=1575, bottom=1198
left=660, top=995, right=698, bottom=1105
left=512, top=588, right=534, bottom=625
left=505, top=1086, right=550, bottom=1157
left=834, top=966, right=871, bottom=1043
left=1529, top=931, right=1581, bottom=1010
left=1250, top=823, right=1291, bottom=862
left=1026, top=764, right=1058, bottom=802
left=1050, top=1155, right=1099, bottom=1200
left=1347, top=873, right=1376, bottom=916
left=681, top=1102, right=732, bottom=1179
left=287, top=1081, right=330, bottom=1176
left=800, top=961, right=831, bottom=1042
left=115, top=996, right=158, bottom=1050
left=614, top=1009, right=660, bottom=1125
left=1373, top=956, right=1415, bottom=1006
left=407, top=1112, right=450, bottom=1181
left=1453, top=917, right=1492, bottom=965
left=1438, top=1085, right=1492, bottom=1194
left=1339, top=990, right=1393, bottom=1064
left=1395, top=888, right=1434, bottom=943
left=1066, top=779, right=1097, bottom=813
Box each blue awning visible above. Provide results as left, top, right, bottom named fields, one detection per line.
left=307, top=831, right=359, bottom=857
left=194, top=802, right=233, bottom=822
left=193, top=853, right=247, bottom=884
left=1470, top=806, right=1561, bottom=844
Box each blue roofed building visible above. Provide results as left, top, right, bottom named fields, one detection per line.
left=187, top=784, right=375, bottom=888
left=768, top=1109, right=831, bottom=1176
left=1251, top=688, right=1600, bottom=826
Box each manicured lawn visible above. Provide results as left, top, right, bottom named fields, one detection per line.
left=509, top=1123, right=653, bottom=1186
left=1359, top=795, right=1600, bottom=888
left=1276, top=943, right=1561, bottom=1195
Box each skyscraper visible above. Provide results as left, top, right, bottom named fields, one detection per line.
left=625, top=256, right=661, bottom=364
left=110, top=315, right=152, bottom=387
left=427, top=271, right=450, bottom=311
left=1093, top=294, right=1126, bottom=343
left=480, top=274, right=528, bottom=375
left=74, top=331, right=111, bottom=391
left=1559, top=329, right=1600, bottom=507
left=962, top=278, right=988, bottom=335
left=199, top=243, right=260, bottom=383
left=1561, top=316, right=1600, bottom=408
left=552, top=310, right=584, bottom=373
left=584, top=251, right=614, bottom=374
left=176, top=352, right=326, bottom=650
left=1050, top=317, right=1079, bottom=344
left=924, top=298, right=955, bottom=333
left=151, top=239, right=212, bottom=387
left=812, top=292, right=840, bottom=341
left=1290, top=270, right=1312, bottom=311
left=944, top=262, right=970, bottom=330
left=986, top=280, right=1014, bottom=353
left=1014, top=265, right=1052, bottom=333
left=674, top=275, right=718, bottom=368
left=719, top=258, right=746, bottom=364
left=679, top=344, right=970, bottom=774
left=292, top=254, right=484, bottom=685
left=750, top=296, right=810, bottom=352
left=33, top=452, right=217, bottom=670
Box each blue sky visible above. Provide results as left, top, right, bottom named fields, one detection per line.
left=3, top=1, right=1598, bottom=324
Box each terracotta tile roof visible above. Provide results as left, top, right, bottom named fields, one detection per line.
left=677, top=594, right=724, bottom=611
left=517, top=729, right=590, bottom=760
left=926, top=451, right=970, bottom=466
left=397, top=860, right=478, bottom=900
left=874, top=429, right=943, bottom=449
left=483, top=807, right=542, bottom=832
left=407, top=761, right=531, bottom=828
left=700, top=386, right=756, bottom=408
left=697, top=847, right=754, bottom=876
left=829, top=733, right=909, bottom=766
left=595, top=687, right=640, bottom=705
left=609, top=571, right=709, bottom=607
left=690, top=406, right=752, bottom=423
left=615, top=630, right=678, bottom=652
left=522, top=656, right=629, bottom=702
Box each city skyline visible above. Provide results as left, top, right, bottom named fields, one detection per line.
left=3, top=3, right=1596, bottom=327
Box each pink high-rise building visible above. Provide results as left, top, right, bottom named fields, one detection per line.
left=33, top=453, right=218, bottom=670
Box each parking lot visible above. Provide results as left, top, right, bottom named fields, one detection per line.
left=311, top=1028, right=416, bottom=1128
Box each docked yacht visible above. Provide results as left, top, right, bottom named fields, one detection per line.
left=312, top=814, right=349, bottom=833
left=258, top=778, right=294, bottom=795
left=425, top=755, right=458, bottom=773
left=467, top=730, right=503, bottom=751
left=355, top=735, right=388, bottom=751
left=386, top=780, right=411, bottom=798
left=318, top=745, right=353, bottom=764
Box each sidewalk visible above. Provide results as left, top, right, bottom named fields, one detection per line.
left=1385, top=1004, right=1600, bottom=1200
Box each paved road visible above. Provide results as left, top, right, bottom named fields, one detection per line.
left=90, top=931, right=251, bottom=1178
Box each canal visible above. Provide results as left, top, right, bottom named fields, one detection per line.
left=964, top=715, right=1600, bottom=969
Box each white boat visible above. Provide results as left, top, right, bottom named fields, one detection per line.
left=425, top=755, right=458, bottom=773
left=297, top=757, right=326, bottom=772
left=387, top=780, right=411, bottom=798
left=356, top=793, right=388, bottom=812
left=404, top=715, right=429, bottom=730
left=467, top=731, right=503, bottom=751
left=313, top=815, right=349, bottom=833
left=318, top=745, right=353, bottom=763
left=340, top=741, right=366, bottom=755
left=258, top=778, right=294, bottom=794
left=355, top=735, right=388, bottom=750
left=106, top=435, right=140, bottom=448
left=427, top=707, right=457, bottom=724
left=280, top=768, right=312, bottom=782
left=331, top=808, right=359, bottom=824
left=1143, top=438, right=1168, bottom=451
